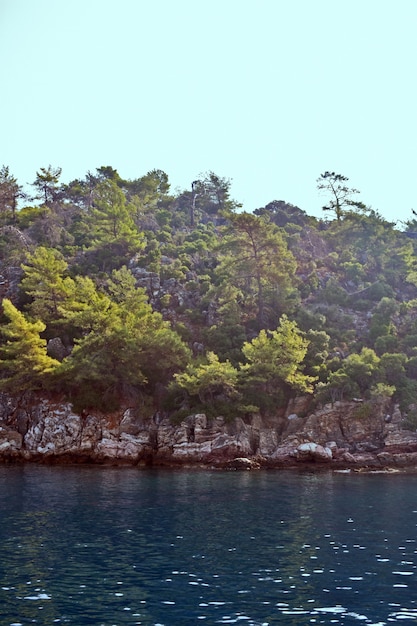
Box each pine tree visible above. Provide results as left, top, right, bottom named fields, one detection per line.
left=58, top=271, right=191, bottom=410
left=20, top=246, right=72, bottom=333
left=32, top=165, right=62, bottom=206
left=0, top=165, right=25, bottom=223
left=217, top=212, right=296, bottom=329
left=173, top=352, right=239, bottom=404
left=241, top=315, right=315, bottom=395
left=0, top=299, right=59, bottom=393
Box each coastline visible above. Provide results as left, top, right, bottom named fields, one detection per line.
left=2, top=392, right=417, bottom=472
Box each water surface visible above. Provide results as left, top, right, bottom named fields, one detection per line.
left=0, top=466, right=417, bottom=625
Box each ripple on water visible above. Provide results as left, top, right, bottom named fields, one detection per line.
left=389, top=607, right=417, bottom=620
left=3, top=468, right=417, bottom=625
left=23, top=592, right=51, bottom=600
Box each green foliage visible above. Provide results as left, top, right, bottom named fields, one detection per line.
left=319, top=278, right=348, bottom=306
left=4, top=162, right=417, bottom=419
left=396, top=378, right=417, bottom=414
left=16, top=205, right=47, bottom=230
left=406, top=356, right=417, bottom=378
left=374, top=334, right=399, bottom=355
left=0, top=299, right=59, bottom=393
left=318, top=347, right=380, bottom=402
left=240, top=315, right=316, bottom=399
left=254, top=200, right=310, bottom=228
left=303, top=329, right=331, bottom=379
left=341, top=261, right=366, bottom=283
left=204, top=322, right=247, bottom=366
left=370, top=382, right=396, bottom=402
left=173, top=351, right=239, bottom=406
left=379, top=352, right=407, bottom=388
left=236, top=316, right=316, bottom=415
left=365, top=282, right=395, bottom=301
left=86, top=179, right=145, bottom=270
left=311, top=304, right=356, bottom=345
left=295, top=308, right=326, bottom=332
left=343, top=348, right=380, bottom=393
left=317, top=171, right=366, bottom=222
left=369, top=297, right=399, bottom=344
left=21, top=246, right=72, bottom=331
left=217, top=212, right=296, bottom=328
left=0, top=165, right=25, bottom=224
left=32, top=165, right=62, bottom=206
left=59, top=287, right=190, bottom=411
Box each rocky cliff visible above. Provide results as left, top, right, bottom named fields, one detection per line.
left=1, top=393, right=417, bottom=470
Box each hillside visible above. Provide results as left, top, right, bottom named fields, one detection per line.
left=2, top=164, right=417, bottom=457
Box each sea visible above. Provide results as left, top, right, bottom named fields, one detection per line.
left=0, top=465, right=417, bottom=625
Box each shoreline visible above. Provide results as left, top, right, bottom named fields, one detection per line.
left=2, top=393, right=417, bottom=472
left=2, top=452, right=417, bottom=474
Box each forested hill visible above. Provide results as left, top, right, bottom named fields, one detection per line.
left=1, top=165, right=417, bottom=427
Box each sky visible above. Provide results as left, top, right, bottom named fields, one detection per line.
left=1, top=0, right=416, bottom=224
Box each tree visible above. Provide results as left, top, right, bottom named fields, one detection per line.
left=254, top=200, right=310, bottom=228
left=321, top=347, right=381, bottom=401
left=0, top=165, right=25, bottom=223
left=60, top=312, right=190, bottom=411
left=58, top=270, right=191, bottom=410
left=379, top=352, right=407, bottom=388
left=20, top=245, right=120, bottom=346
left=32, top=165, right=62, bottom=206
left=240, top=315, right=315, bottom=398
left=173, top=351, right=239, bottom=405
left=60, top=275, right=114, bottom=338
left=62, top=171, right=98, bottom=210
left=317, top=369, right=353, bottom=404
left=175, top=171, right=239, bottom=227
left=88, top=180, right=145, bottom=261
left=0, top=299, right=59, bottom=393
left=20, top=246, right=71, bottom=330
left=303, top=329, right=331, bottom=379
left=125, top=170, right=172, bottom=234
left=343, top=347, right=380, bottom=393
left=95, top=165, right=124, bottom=184
left=196, top=171, right=238, bottom=216
left=317, top=171, right=366, bottom=221
left=127, top=168, right=170, bottom=202
left=217, top=212, right=296, bottom=329
left=57, top=309, right=142, bottom=410
left=369, top=297, right=399, bottom=345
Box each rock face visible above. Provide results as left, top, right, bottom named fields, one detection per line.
left=1, top=393, right=417, bottom=469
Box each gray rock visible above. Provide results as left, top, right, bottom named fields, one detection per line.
left=47, top=337, right=68, bottom=361
left=0, top=392, right=416, bottom=469
left=297, top=442, right=332, bottom=462
left=226, top=457, right=260, bottom=470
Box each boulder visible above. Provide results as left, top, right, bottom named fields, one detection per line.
left=297, top=442, right=333, bottom=462
left=225, top=457, right=260, bottom=470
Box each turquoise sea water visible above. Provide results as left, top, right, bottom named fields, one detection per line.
left=0, top=466, right=417, bottom=625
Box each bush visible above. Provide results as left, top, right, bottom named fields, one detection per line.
left=374, top=334, right=399, bottom=355
left=365, top=282, right=395, bottom=301
left=320, top=279, right=348, bottom=306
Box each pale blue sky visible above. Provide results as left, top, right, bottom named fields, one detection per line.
left=1, top=0, right=416, bottom=223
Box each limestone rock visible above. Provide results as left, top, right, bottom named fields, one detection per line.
left=297, top=442, right=333, bottom=462
left=225, top=457, right=261, bottom=470
left=1, top=393, right=417, bottom=469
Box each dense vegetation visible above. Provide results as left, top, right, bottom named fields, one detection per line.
left=1, top=165, right=417, bottom=424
